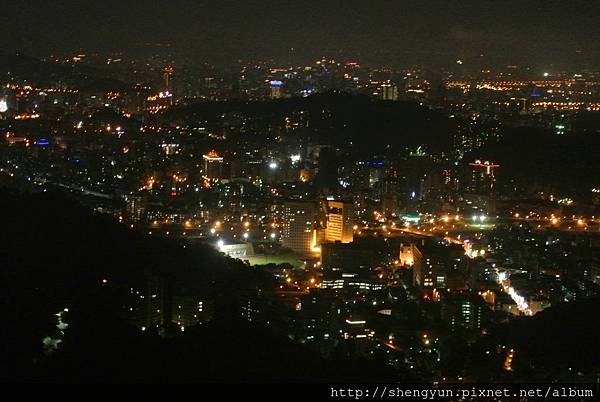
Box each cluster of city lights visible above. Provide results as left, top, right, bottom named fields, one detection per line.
left=497, top=271, right=532, bottom=316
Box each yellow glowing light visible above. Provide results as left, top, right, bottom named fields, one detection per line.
left=310, top=229, right=321, bottom=253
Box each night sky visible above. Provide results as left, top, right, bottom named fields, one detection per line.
left=2, top=0, right=599, bottom=68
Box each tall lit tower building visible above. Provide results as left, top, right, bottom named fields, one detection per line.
left=380, top=82, right=398, bottom=100
left=125, top=194, right=147, bottom=222
left=202, top=150, right=224, bottom=181
left=269, top=80, right=283, bottom=99
left=467, top=160, right=499, bottom=193
left=282, top=201, right=317, bottom=254
left=324, top=200, right=354, bottom=243
left=399, top=243, right=421, bottom=267
left=466, top=160, right=499, bottom=214
left=162, top=66, right=174, bottom=105
left=162, top=66, right=174, bottom=92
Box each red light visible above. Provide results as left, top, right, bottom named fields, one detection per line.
left=170, top=191, right=177, bottom=196
left=423, top=293, right=430, bottom=300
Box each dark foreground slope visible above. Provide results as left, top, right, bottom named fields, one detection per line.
left=0, top=189, right=396, bottom=383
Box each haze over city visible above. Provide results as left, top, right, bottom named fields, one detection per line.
left=2, top=0, right=599, bottom=68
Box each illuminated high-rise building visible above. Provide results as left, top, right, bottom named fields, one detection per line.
left=380, top=82, right=398, bottom=100
left=399, top=243, right=420, bottom=267
left=467, top=160, right=498, bottom=193
left=269, top=80, right=283, bottom=99
left=324, top=200, right=354, bottom=243
left=202, top=150, right=224, bottom=181
left=162, top=66, right=174, bottom=105
left=282, top=200, right=317, bottom=254
left=125, top=194, right=147, bottom=222
left=162, top=66, right=174, bottom=92
left=413, top=253, right=445, bottom=288
left=465, top=160, right=499, bottom=214
left=441, top=294, right=485, bottom=330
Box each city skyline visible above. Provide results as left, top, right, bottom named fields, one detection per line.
left=2, top=0, right=600, bottom=394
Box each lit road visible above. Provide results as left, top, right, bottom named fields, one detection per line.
left=496, top=270, right=533, bottom=316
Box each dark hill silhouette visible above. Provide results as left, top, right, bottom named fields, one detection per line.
left=0, top=188, right=397, bottom=383
left=164, top=92, right=453, bottom=156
